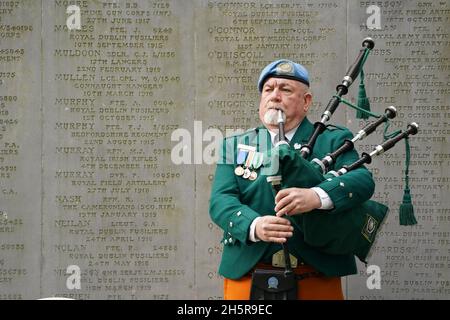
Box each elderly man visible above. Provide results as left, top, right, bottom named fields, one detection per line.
left=209, top=60, right=375, bottom=300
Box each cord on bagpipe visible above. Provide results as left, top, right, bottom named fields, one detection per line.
left=324, top=122, right=419, bottom=226
left=323, top=84, right=417, bottom=226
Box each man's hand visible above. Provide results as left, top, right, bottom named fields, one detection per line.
left=254, top=216, right=294, bottom=243
left=274, top=187, right=321, bottom=217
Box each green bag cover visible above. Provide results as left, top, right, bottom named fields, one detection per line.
left=300, top=201, right=388, bottom=262
left=266, top=143, right=324, bottom=188
left=266, top=144, right=388, bottom=262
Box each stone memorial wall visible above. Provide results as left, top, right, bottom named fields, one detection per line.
left=0, top=0, right=449, bottom=299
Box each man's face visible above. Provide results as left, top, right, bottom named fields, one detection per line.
left=259, top=77, right=312, bottom=132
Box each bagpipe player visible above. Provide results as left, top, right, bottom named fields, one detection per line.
left=209, top=59, right=376, bottom=300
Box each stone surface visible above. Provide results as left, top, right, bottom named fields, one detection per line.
left=0, top=0, right=42, bottom=300
left=0, top=0, right=449, bottom=299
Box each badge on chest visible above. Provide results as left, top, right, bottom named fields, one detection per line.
left=235, top=144, right=263, bottom=181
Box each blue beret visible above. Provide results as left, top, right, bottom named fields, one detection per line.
left=257, top=59, right=310, bottom=92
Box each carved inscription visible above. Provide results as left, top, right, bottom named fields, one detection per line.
left=348, top=0, right=450, bottom=300
left=0, top=0, right=40, bottom=299
left=0, top=0, right=449, bottom=300
left=42, top=0, right=190, bottom=300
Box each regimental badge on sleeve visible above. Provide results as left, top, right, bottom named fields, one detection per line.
left=362, top=214, right=378, bottom=243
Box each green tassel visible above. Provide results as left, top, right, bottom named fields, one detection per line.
left=399, top=137, right=417, bottom=226
left=399, top=188, right=417, bottom=226
left=356, top=69, right=371, bottom=119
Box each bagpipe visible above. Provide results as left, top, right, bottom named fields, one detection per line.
left=264, top=38, right=419, bottom=263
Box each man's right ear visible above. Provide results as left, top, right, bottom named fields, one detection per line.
left=303, top=92, right=313, bottom=112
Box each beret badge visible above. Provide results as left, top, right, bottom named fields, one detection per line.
left=276, top=62, right=294, bottom=75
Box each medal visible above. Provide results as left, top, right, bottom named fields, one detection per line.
left=249, top=171, right=258, bottom=181
left=242, top=149, right=256, bottom=180
left=234, top=166, right=244, bottom=176
left=247, top=152, right=262, bottom=181
left=251, top=152, right=263, bottom=170
left=236, top=148, right=249, bottom=165
left=244, top=150, right=256, bottom=169
left=236, top=144, right=256, bottom=177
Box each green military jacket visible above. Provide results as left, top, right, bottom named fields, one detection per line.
left=209, top=117, right=375, bottom=280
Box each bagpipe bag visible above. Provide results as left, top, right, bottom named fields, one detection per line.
left=267, top=144, right=388, bottom=262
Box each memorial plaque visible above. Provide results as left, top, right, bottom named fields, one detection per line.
left=345, top=0, right=450, bottom=299
left=40, top=0, right=195, bottom=300
left=0, top=0, right=41, bottom=300
left=0, top=0, right=449, bottom=300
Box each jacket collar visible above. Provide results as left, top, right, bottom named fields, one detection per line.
left=290, top=117, right=314, bottom=145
